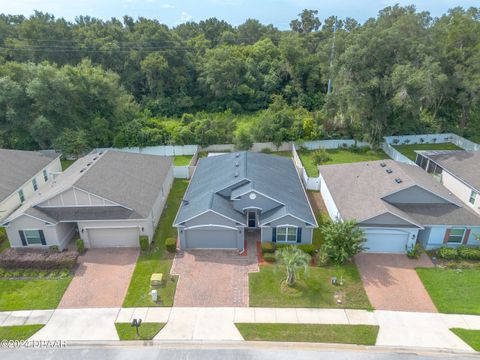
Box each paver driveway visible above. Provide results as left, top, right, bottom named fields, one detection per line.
left=58, top=248, right=139, bottom=308
left=355, top=253, right=437, bottom=313
left=172, top=235, right=259, bottom=307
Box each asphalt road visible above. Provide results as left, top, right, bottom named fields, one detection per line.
left=1, top=345, right=478, bottom=360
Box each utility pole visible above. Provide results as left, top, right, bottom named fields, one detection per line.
left=327, top=17, right=337, bottom=94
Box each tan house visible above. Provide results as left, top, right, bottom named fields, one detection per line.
left=0, top=149, right=61, bottom=222
left=415, top=150, right=480, bottom=215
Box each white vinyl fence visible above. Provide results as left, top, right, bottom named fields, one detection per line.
left=383, top=133, right=479, bottom=165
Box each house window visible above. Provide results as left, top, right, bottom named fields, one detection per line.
left=32, top=178, right=38, bottom=191
left=469, top=190, right=477, bottom=205
left=448, top=228, right=466, bottom=244
left=43, top=169, right=49, bottom=182
left=24, top=230, right=42, bottom=245
left=276, top=226, right=297, bottom=242
left=18, top=190, right=25, bottom=203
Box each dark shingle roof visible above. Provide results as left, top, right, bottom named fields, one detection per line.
left=0, top=149, right=58, bottom=202
left=174, top=152, right=316, bottom=226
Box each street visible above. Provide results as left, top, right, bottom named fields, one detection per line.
left=1, top=344, right=478, bottom=360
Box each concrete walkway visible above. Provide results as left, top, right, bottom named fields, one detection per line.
left=1, top=307, right=479, bottom=352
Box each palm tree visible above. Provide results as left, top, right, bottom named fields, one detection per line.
left=276, top=245, right=311, bottom=286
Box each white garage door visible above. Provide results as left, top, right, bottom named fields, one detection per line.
left=185, top=228, right=238, bottom=249
left=87, top=227, right=139, bottom=248
left=363, top=229, right=409, bottom=253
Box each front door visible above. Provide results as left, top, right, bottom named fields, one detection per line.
left=247, top=211, right=257, bottom=228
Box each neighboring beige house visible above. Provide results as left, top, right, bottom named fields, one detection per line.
left=319, top=160, right=480, bottom=252
left=415, top=150, right=480, bottom=216
left=0, top=149, right=61, bottom=222
left=2, top=150, right=173, bottom=250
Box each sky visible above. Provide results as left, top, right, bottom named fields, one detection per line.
left=0, top=0, right=477, bottom=28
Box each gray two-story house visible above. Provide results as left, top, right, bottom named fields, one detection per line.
left=173, top=152, right=317, bottom=251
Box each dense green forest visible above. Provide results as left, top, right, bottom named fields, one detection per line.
left=0, top=6, right=479, bottom=156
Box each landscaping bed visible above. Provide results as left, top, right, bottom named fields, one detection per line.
left=393, top=142, right=462, bottom=161
left=450, top=329, right=480, bottom=351
left=0, top=248, right=78, bottom=270
left=0, top=325, right=44, bottom=340
left=298, top=148, right=388, bottom=177
left=416, top=267, right=480, bottom=315
left=122, top=179, right=188, bottom=307
left=115, top=322, right=165, bottom=340
left=249, top=264, right=372, bottom=309
left=236, top=323, right=378, bottom=345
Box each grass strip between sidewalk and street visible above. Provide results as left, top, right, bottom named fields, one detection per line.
left=450, top=329, right=480, bottom=351
left=115, top=323, right=165, bottom=340
left=236, top=323, right=379, bottom=345
left=0, top=325, right=44, bottom=340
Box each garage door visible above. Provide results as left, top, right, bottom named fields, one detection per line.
left=87, top=227, right=139, bottom=248
left=185, top=228, right=238, bottom=249
left=363, top=229, right=409, bottom=253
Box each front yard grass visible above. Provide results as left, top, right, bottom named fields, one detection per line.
left=450, top=329, right=480, bottom=351
left=393, top=142, right=462, bottom=161
left=173, top=155, right=193, bottom=166
left=115, top=322, right=165, bottom=340
left=416, top=268, right=480, bottom=315
left=0, top=325, right=44, bottom=340
left=123, top=179, right=188, bottom=307
left=236, top=323, right=378, bottom=345
left=0, top=277, right=72, bottom=311
left=249, top=264, right=372, bottom=309
left=299, top=149, right=389, bottom=177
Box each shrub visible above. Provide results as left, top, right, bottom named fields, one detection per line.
left=139, top=236, right=150, bottom=251
left=406, top=243, right=422, bottom=259
left=321, top=219, right=365, bottom=265
left=260, top=147, right=272, bottom=154
left=263, top=253, right=276, bottom=263
left=297, top=244, right=317, bottom=256
left=165, top=238, right=177, bottom=253
left=457, top=246, right=480, bottom=260
left=49, top=245, right=60, bottom=253
left=437, top=247, right=458, bottom=260
left=0, top=248, right=78, bottom=270
left=316, top=251, right=330, bottom=266
left=261, top=242, right=275, bottom=254
left=75, top=239, right=85, bottom=254
left=312, top=148, right=332, bottom=165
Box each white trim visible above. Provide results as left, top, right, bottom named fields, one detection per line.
left=231, top=187, right=285, bottom=207
left=85, top=225, right=140, bottom=230
left=275, top=224, right=299, bottom=243
left=359, top=211, right=423, bottom=229
left=184, top=224, right=238, bottom=231
left=261, top=213, right=316, bottom=227
left=174, top=209, right=246, bottom=227
left=72, top=186, right=133, bottom=211
left=246, top=209, right=258, bottom=229
left=38, top=204, right=123, bottom=208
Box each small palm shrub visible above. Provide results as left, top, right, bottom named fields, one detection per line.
left=275, top=245, right=311, bottom=286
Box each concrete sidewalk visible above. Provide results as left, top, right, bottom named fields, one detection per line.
left=1, top=307, right=479, bottom=352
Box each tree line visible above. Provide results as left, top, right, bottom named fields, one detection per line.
left=0, top=6, right=478, bottom=156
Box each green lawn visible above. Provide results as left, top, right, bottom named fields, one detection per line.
left=416, top=268, right=480, bottom=315
left=123, top=179, right=188, bottom=307
left=299, top=149, right=389, bottom=177
left=249, top=264, right=372, bottom=309
left=393, top=142, right=463, bottom=161
left=0, top=277, right=72, bottom=311
left=0, top=325, right=44, bottom=340
left=115, top=323, right=165, bottom=340
left=451, top=329, right=480, bottom=351
left=236, top=323, right=379, bottom=345
left=60, top=159, right=75, bottom=170
left=173, top=155, right=193, bottom=166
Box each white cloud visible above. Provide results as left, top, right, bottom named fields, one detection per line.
left=179, top=11, right=193, bottom=22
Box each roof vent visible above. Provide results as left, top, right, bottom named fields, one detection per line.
left=235, top=162, right=239, bottom=167
left=182, top=200, right=189, bottom=206
left=386, top=169, right=393, bottom=174
left=234, top=172, right=239, bottom=177
left=235, top=153, right=240, bottom=158
left=87, top=162, right=92, bottom=166
left=93, top=157, right=98, bottom=161
left=380, top=162, right=386, bottom=167
left=395, top=178, right=403, bottom=184
left=98, top=152, right=103, bottom=155
left=80, top=168, right=86, bottom=173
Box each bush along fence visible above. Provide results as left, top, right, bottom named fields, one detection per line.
left=383, top=133, right=480, bottom=165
